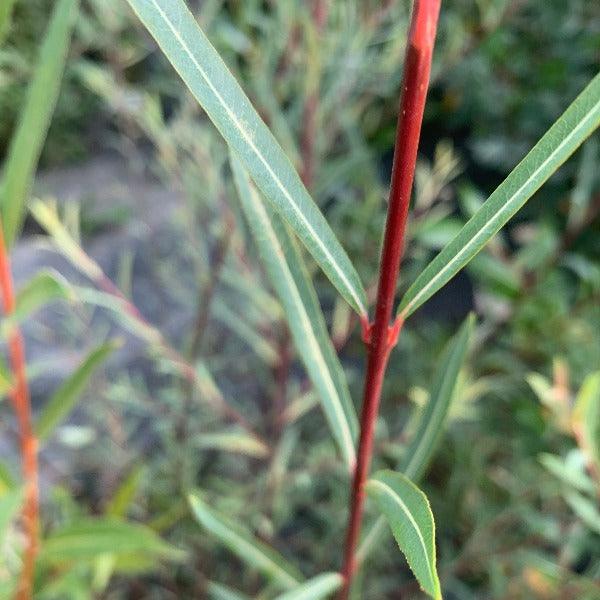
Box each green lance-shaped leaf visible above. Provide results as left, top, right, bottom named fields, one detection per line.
left=231, top=154, right=357, bottom=468
left=188, top=493, right=303, bottom=591
left=36, top=341, right=119, bottom=442
left=123, top=0, right=367, bottom=317
left=539, top=453, right=596, bottom=495
left=29, top=200, right=105, bottom=283
left=398, top=72, right=600, bottom=319
left=273, top=573, right=344, bottom=600
left=39, top=518, right=184, bottom=563
left=0, top=0, right=79, bottom=247
left=366, top=471, right=441, bottom=600
left=564, top=491, right=600, bottom=535
left=401, top=313, right=475, bottom=481
left=1, top=271, right=73, bottom=339
left=573, top=371, right=600, bottom=472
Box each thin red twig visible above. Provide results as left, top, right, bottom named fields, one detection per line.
left=339, top=1, right=441, bottom=597
left=0, top=222, right=39, bottom=600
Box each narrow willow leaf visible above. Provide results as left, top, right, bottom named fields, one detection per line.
left=402, top=314, right=475, bottom=480
left=188, top=493, right=302, bottom=590
left=39, top=519, right=184, bottom=562
left=0, top=487, right=24, bottom=544
left=366, top=471, right=441, bottom=600
left=564, top=491, right=600, bottom=535
left=124, top=0, right=367, bottom=316
left=231, top=155, right=357, bottom=468
left=15, top=270, right=73, bottom=313
left=74, top=287, right=162, bottom=344
left=106, top=464, right=147, bottom=518
left=29, top=200, right=105, bottom=282
left=539, top=453, right=596, bottom=495
left=194, top=431, right=270, bottom=458
left=573, top=371, right=600, bottom=471
left=36, top=341, right=119, bottom=442
left=207, top=581, right=252, bottom=600
left=398, top=72, right=600, bottom=319
left=0, top=0, right=79, bottom=247
left=1, top=271, right=73, bottom=339
left=274, top=573, right=344, bottom=600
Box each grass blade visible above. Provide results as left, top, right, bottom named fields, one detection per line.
left=274, top=573, right=344, bottom=600
left=366, top=471, right=441, bottom=600
left=36, top=341, right=119, bottom=442
left=401, top=313, right=475, bottom=480
left=188, top=493, right=302, bottom=591
left=0, top=0, right=79, bottom=247
left=124, top=0, right=367, bottom=316
left=231, top=154, right=357, bottom=468
left=398, top=72, right=600, bottom=319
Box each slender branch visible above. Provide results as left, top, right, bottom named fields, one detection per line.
left=177, top=202, right=235, bottom=485
left=300, top=0, right=328, bottom=188
left=36, top=216, right=262, bottom=442
left=339, top=2, right=441, bottom=597
left=188, top=202, right=235, bottom=360
left=0, top=221, right=39, bottom=600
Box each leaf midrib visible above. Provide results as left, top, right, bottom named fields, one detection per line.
left=368, top=478, right=434, bottom=589
left=246, top=184, right=356, bottom=466
left=400, top=95, right=600, bottom=318
left=147, top=0, right=366, bottom=316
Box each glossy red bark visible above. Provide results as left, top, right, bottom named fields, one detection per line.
left=339, top=1, right=442, bottom=597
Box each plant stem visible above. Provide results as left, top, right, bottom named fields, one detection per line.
left=0, top=222, right=39, bottom=600
left=188, top=202, right=235, bottom=361
left=300, top=0, right=328, bottom=188
left=64, top=235, right=259, bottom=440
left=339, top=1, right=441, bottom=597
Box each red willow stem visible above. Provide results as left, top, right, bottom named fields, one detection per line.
left=339, top=1, right=441, bottom=597
left=0, top=222, right=39, bottom=600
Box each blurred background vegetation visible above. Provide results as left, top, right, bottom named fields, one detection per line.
left=1, top=0, right=599, bottom=598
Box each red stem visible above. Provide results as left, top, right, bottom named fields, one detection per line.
left=339, top=1, right=441, bottom=597
left=0, top=223, right=39, bottom=600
